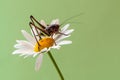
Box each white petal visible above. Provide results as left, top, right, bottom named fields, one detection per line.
left=55, top=35, right=70, bottom=42
left=51, top=45, right=61, bottom=49
left=15, top=40, right=33, bottom=49
left=40, top=20, right=47, bottom=27
left=61, top=24, right=70, bottom=32
left=40, top=48, right=48, bottom=53
left=12, top=48, right=33, bottom=55
left=33, top=53, right=39, bottom=57
left=21, top=30, right=35, bottom=45
left=13, top=40, right=34, bottom=55
left=35, top=54, right=43, bottom=71
left=14, top=44, right=21, bottom=48
left=24, top=55, right=30, bottom=58
left=12, top=49, right=26, bottom=54
left=19, top=51, right=36, bottom=57
left=12, top=50, right=20, bottom=54
left=46, top=48, right=51, bottom=52
left=64, top=29, right=74, bottom=35
left=32, top=25, right=41, bottom=35
left=19, top=53, right=28, bottom=57
left=31, top=26, right=41, bottom=40
left=50, top=19, right=59, bottom=25
left=57, top=40, right=72, bottom=45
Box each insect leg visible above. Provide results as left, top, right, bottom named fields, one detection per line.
left=30, top=22, right=50, bottom=36
left=29, top=22, right=42, bottom=40
left=29, top=22, right=41, bottom=48
left=30, top=15, right=46, bottom=29
left=57, top=31, right=68, bottom=36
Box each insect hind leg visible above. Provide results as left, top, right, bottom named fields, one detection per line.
left=29, top=22, right=41, bottom=48
left=30, top=15, right=46, bottom=29
left=57, top=31, right=68, bottom=36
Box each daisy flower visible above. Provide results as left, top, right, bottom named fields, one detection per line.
left=12, top=19, right=74, bottom=71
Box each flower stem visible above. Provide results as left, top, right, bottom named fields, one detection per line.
left=48, top=51, right=64, bottom=80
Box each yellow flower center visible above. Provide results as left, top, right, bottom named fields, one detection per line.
left=34, top=37, right=55, bottom=52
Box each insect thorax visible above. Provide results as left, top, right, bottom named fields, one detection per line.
left=45, top=24, right=60, bottom=35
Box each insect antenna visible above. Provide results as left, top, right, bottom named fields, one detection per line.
left=60, top=13, right=84, bottom=26
left=30, top=15, right=46, bottom=29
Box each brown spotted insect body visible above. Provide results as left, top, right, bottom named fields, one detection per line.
left=29, top=15, right=61, bottom=36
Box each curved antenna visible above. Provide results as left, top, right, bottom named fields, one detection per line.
left=60, top=13, right=84, bottom=26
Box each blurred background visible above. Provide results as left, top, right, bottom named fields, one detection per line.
left=0, top=0, right=120, bottom=80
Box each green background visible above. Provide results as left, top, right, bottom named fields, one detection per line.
left=0, top=0, right=120, bottom=80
